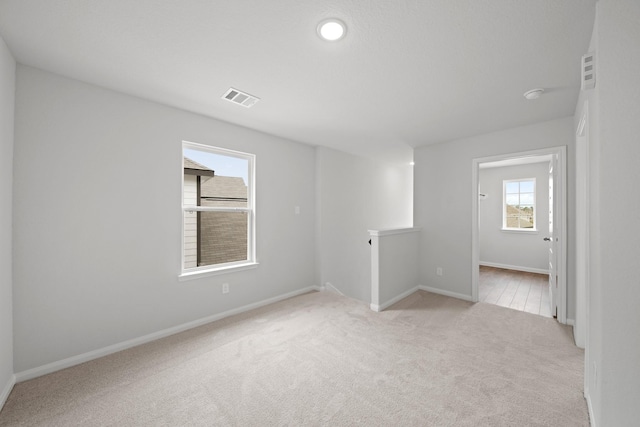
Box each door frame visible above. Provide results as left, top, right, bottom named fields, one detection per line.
left=471, top=146, right=568, bottom=324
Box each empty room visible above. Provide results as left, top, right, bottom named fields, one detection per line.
left=0, top=1, right=639, bottom=426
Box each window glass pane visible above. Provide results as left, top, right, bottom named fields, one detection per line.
left=184, top=148, right=249, bottom=189
left=200, top=176, right=247, bottom=208
left=518, top=216, right=535, bottom=228
left=519, top=205, right=534, bottom=228
left=506, top=194, right=519, bottom=205
left=183, top=211, right=248, bottom=268
left=503, top=178, right=536, bottom=229
left=519, top=180, right=534, bottom=193
left=199, top=211, right=248, bottom=266
left=505, top=214, right=520, bottom=228
left=182, top=143, right=254, bottom=272
left=505, top=182, right=519, bottom=194
left=520, top=193, right=534, bottom=205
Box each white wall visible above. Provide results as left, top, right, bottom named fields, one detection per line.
left=577, top=1, right=640, bottom=424
left=414, top=117, right=576, bottom=316
left=0, top=35, right=16, bottom=406
left=316, top=147, right=413, bottom=302
left=575, top=11, right=601, bottom=421
left=12, top=66, right=317, bottom=373
left=370, top=229, right=421, bottom=310
left=479, top=162, right=549, bottom=272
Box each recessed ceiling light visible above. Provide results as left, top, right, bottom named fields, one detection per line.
left=317, top=19, right=346, bottom=41
left=523, top=88, right=544, bottom=100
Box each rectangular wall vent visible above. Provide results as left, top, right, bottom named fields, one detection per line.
left=581, top=52, right=596, bottom=91
left=222, top=88, right=260, bottom=108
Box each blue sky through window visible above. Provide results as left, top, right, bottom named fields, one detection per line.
left=184, top=148, right=248, bottom=185
left=506, top=180, right=534, bottom=206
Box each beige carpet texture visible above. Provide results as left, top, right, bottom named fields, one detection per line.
left=0, top=290, right=589, bottom=426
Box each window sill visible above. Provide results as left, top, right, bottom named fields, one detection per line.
left=179, top=261, right=259, bottom=281
left=501, top=228, right=538, bottom=234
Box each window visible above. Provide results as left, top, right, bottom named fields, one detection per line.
left=503, top=178, right=536, bottom=230
left=181, top=141, right=256, bottom=277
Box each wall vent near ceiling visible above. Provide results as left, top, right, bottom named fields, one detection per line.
left=222, top=88, right=260, bottom=108
left=581, top=52, right=596, bottom=91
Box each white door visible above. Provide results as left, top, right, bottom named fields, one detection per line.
left=546, top=158, right=558, bottom=318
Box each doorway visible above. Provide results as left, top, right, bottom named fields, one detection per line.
left=472, top=147, right=567, bottom=324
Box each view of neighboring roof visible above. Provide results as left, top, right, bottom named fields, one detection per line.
left=182, top=156, right=248, bottom=266
left=183, top=157, right=214, bottom=176
left=201, top=176, right=247, bottom=202
left=183, top=156, right=247, bottom=207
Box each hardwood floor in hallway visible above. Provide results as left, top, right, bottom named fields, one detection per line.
left=479, top=266, right=552, bottom=318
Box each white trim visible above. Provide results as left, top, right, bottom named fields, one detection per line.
left=586, top=392, right=596, bottom=427
left=371, top=286, right=475, bottom=311
left=500, top=228, right=539, bottom=234
left=183, top=206, right=251, bottom=213
left=577, top=112, right=588, bottom=137
left=418, top=285, right=474, bottom=302
left=322, top=282, right=344, bottom=296
left=370, top=286, right=419, bottom=312
left=471, top=148, right=560, bottom=167
left=0, top=374, right=15, bottom=412
left=557, top=146, right=568, bottom=324
left=566, top=318, right=575, bottom=326
left=368, top=227, right=422, bottom=237
left=575, top=100, right=589, bottom=352
left=181, top=140, right=257, bottom=277
left=472, top=159, right=480, bottom=302
left=503, top=177, right=537, bottom=230
left=183, top=140, right=256, bottom=160
left=479, top=261, right=548, bottom=275
left=15, top=286, right=321, bottom=382
left=370, top=234, right=380, bottom=308
left=179, top=261, right=259, bottom=281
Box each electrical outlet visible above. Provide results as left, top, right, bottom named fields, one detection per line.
left=294, top=206, right=300, bottom=215
left=222, top=283, right=229, bottom=294
left=436, top=267, right=443, bottom=276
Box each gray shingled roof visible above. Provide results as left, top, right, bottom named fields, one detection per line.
left=201, top=176, right=247, bottom=203
left=183, top=156, right=215, bottom=176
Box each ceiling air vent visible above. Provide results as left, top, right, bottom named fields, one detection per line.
left=222, top=88, right=260, bottom=108
left=581, top=52, right=596, bottom=91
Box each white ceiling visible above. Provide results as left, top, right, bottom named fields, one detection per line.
left=0, top=0, right=596, bottom=164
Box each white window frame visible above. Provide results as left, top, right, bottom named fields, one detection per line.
left=502, top=178, right=537, bottom=232
left=180, top=141, right=257, bottom=280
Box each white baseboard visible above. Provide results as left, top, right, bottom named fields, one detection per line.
left=0, top=374, right=15, bottom=412
left=480, top=261, right=548, bottom=275
left=419, top=285, right=474, bottom=302
left=322, top=282, right=344, bottom=296
left=370, top=286, right=419, bottom=312
left=566, top=318, right=575, bottom=326
left=15, top=286, right=321, bottom=383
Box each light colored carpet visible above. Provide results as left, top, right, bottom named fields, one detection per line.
left=0, top=290, right=589, bottom=426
